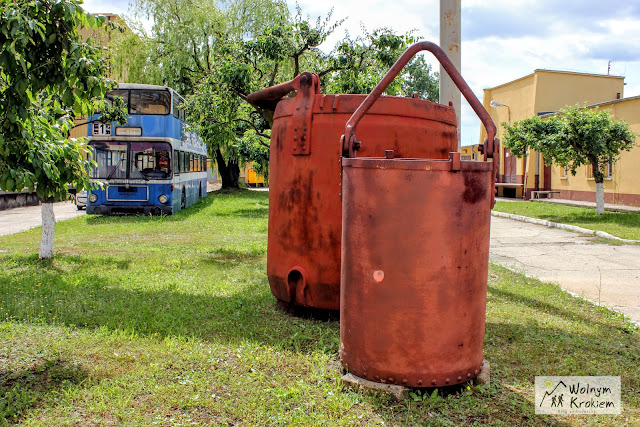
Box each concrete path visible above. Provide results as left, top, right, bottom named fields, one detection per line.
left=0, top=201, right=84, bottom=236
left=490, top=215, right=640, bottom=324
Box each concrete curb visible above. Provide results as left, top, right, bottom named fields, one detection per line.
left=491, top=211, right=640, bottom=244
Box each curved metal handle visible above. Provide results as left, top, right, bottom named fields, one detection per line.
left=247, top=72, right=320, bottom=110
left=342, top=41, right=497, bottom=159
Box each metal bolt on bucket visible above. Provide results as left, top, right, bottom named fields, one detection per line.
left=339, top=41, right=499, bottom=387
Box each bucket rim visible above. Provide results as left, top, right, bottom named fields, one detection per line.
left=273, top=94, right=457, bottom=126
left=341, top=157, right=493, bottom=171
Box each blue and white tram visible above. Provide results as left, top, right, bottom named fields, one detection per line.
left=86, top=84, right=208, bottom=215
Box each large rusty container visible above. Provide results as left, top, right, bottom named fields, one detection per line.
left=248, top=73, right=458, bottom=311
left=340, top=155, right=493, bottom=387
left=339, top=42, right=499, bottom=387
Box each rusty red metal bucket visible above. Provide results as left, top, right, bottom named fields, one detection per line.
left=339, top=41, right=499, bottom=387
left=248, top=72, right=459, bottom=311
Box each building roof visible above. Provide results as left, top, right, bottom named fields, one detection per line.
left=586, top=94, right=640, bottom=109
left=484, top=69, right=624, bottom=91
left=536, top=95, right=640, bottom=118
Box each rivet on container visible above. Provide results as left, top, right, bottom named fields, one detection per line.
left=388, top=377, right=394, bottom=383
left=402, top=379, right=407, bottom=384
left=445, top=378, right=450, bottom=384
left=417, top=380, right=423, bottom=386
left=457, top=376, right=462, bottom=382
left=431, top=380, right=437, bottom=386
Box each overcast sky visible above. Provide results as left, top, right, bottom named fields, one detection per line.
left=82, top=0, right=640, bottom=146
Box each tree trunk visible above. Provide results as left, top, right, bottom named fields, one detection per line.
left=39, top=201, right=55, bottom=259
left=591, top=162, right=605, bottom=215
left=595, top=181, right=605, bottom=214
left=215, top=148, right=240, bottom=189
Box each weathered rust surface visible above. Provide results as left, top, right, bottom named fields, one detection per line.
left=254, top=75, right=458, bottom=311
left=339, top=157, right=493, bottom=387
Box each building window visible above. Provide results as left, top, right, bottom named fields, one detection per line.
left=604, top=161, right=613, bottom=179
left=586, top=161, right=613, bottom=180
left=560, top=166, right=568, bottom=179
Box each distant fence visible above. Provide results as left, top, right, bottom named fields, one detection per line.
left=0, top=190, right=40, bottom=211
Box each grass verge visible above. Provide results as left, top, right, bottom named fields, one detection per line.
left=0, top=190, right=638, bottom=425
left=494, top=201, right=640, bottom=240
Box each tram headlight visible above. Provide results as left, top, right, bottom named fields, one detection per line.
left=89, top=193, right=98, bottom=203
left=158, top=194, right=168, bottom=204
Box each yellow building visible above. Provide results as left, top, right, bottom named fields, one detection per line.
left=240, top=162, right=266, bottom=187
left=479, top=69, right=625, bottom=199
left=550, top=96, right=640, bottom=206
left=461, top=144, right=482, bottom=161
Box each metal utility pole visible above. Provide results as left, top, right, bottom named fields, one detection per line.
left=439, top=0, right=461, bottom=150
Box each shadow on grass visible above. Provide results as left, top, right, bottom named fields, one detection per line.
left=487, top=285, right=616, bottom=330
left=0, top=253, right=338, bottom=356
left=201, top=248, right=266, bottom=268
left=366, top=381, right=569, bottom=427
left=1, top=255, right=638, bottom=425
left=0, top=358, right=89, bottom=424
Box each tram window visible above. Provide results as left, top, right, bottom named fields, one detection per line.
left=172, top=96, right=181, bottom=119
left=105, top=89, right=129, bottom=109
left=130, top=90, right=170, bottom=115
left=130, top=142, right=171, bottom=179
left=181, top=151, right=188, bottom=173
left=91, top=142, right=127, bottom=179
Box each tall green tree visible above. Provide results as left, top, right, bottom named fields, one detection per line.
left=120, top=2, right=439, bottom=188
left=184, top=9, right=439, bottom=187
left=126, top=0, right=289, bottom=187
left=0, top=0, right=117, bottom=258
left=502, top=105, right=636, bottom=214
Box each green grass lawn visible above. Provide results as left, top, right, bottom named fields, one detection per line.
left=0, top=191, right=638, bottom=425
left=494, top=201, right=640, bottom=241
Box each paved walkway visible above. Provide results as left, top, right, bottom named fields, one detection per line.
left=0, top=201, right=84, bottom=236
left=490, top=215, right=640, bottom=324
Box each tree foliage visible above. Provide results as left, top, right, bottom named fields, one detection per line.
left=119, top=1, right=439, bottom=188
left=502, top=105, right=636, bottom=213
left=503, top=106, right=636, bottom=183
left=0, top=0, right=115, bottom=201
